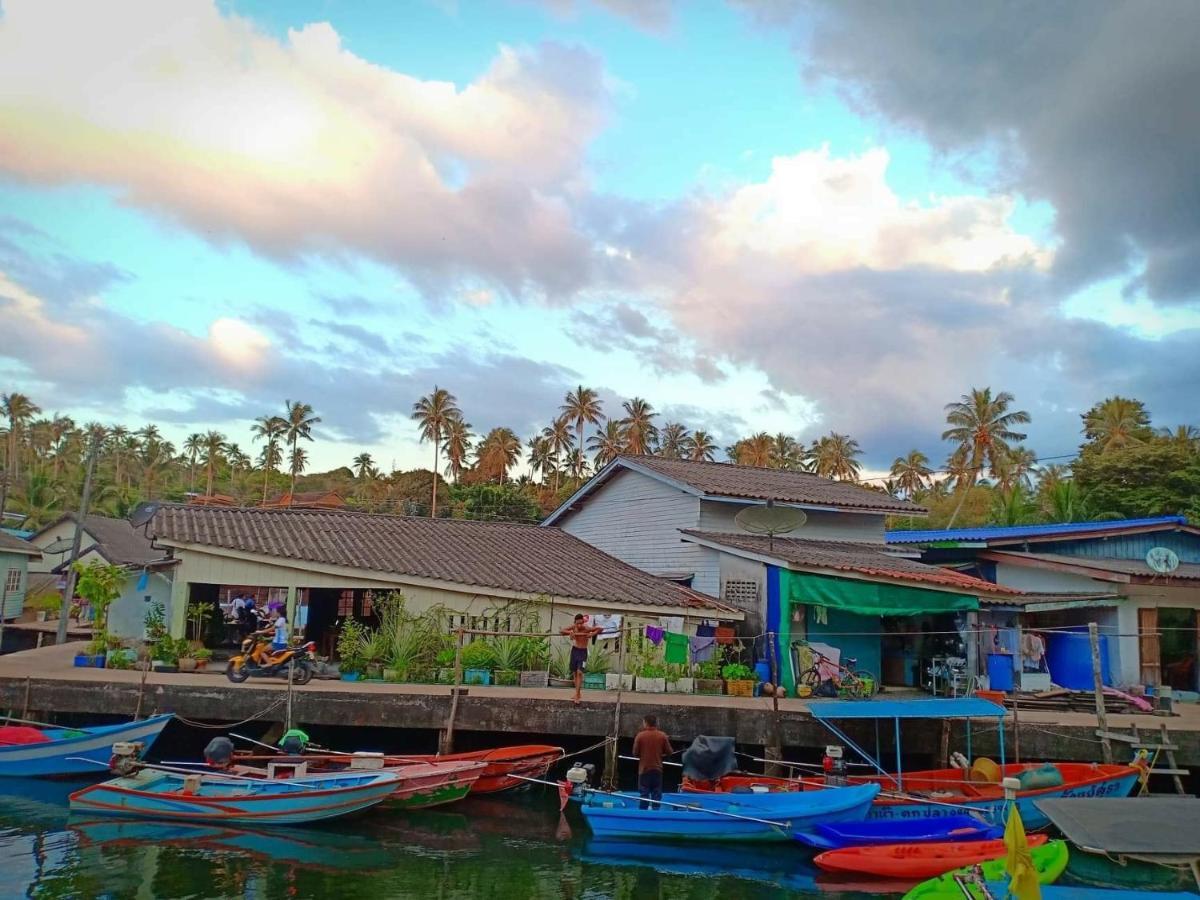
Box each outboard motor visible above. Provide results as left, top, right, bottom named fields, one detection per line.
left=565, top=762, right=594, bottom=797
left=279, top=729, right=310, bottom=755
left=109, top=741, right=143, bottom=776
left=823, top=744, right=847, bottom=786
left=204, top=736, right=235, bottom=770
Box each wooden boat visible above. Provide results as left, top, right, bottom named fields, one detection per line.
left=389, top=744, right=563, bottom=794
left=0, top=715, right=172, bottom=777
left=68, top=767, right=402, bottom=825
left=903, top=839, right=1068, bottom=899
left=814, top=834, right=1050, bottom=879
left=796, top=814, right=1002, bottom=850
left=579, top=783, right=879, bottom=842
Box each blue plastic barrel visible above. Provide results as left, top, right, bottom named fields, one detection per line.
left=1046, top=628, right=1111, bottom=690
left=754, top=661, right=772, bottom=684
left=987, top=653, right=1015, bottom=692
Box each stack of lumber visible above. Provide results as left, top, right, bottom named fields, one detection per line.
left=1002, top=688, right=1153, bottom=716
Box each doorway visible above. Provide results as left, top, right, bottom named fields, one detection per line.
left=1158, top=607, right=1198, bottom=692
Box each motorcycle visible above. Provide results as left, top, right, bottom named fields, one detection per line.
left=225, top=634, right=316, bottom=685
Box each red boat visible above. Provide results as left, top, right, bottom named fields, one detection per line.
left=813, top=834, right=1050, bottom=879
left=391, top=745, right=564, bottom=794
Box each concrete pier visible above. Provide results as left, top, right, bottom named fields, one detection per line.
left=2, top=643, right=1198, bottom=768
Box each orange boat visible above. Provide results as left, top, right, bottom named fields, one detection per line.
left=393, top=745, right=564, bottom=794
left=813, top=834, right=1050, bottom=879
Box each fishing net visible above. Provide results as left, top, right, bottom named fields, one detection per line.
left=681, top=736, right=737, bottom=781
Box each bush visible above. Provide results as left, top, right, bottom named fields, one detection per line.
left=721, top=662, right=756, bottom=682
left=460, top=639, right=495, bottom=670
left=336, top=619, right=367, bottom=675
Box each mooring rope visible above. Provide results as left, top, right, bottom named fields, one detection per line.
left=172, top=695, right=287, bottom=730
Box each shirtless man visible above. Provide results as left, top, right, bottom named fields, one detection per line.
left=561, top=613, right=604, bottom=704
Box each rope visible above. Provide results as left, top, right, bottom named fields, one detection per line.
left=557, top=737, right=614, bottom=764
left=172, top=696, right=287, bottom=729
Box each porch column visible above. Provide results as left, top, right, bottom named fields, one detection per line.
left=965, top=609, right=980, bottom=679
left=286, top=585, right=298, bottom=630
left=168, top=575, right=189, bottom=639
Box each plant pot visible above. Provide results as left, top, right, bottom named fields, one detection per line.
left=605, top=674, right=634, bottom=691
left=667, top=677, right=695, bottom=694
left=550, top=676, right=574, bottom=689
left=73, top=654, right=90, bottom=668
left=696, top=678, right=724, bottom=695
left=464, top=668, right=492, bottom=686
left=494, top=669, right=519, bottom=686
left=156, top=665, right=178, bottom=674
left=366, top=664, right=384, bottom=680
left=194, top=659, right=209, bottom=671
left=725, top=679, right=756, bottom=698
left=520, top=670, right=549, bottom=688
left=177, top=657, right=198, bottom=673
left=582, top=673, right=607, bottom=690
left=635, top=676, right=666, bottom=693
left=341, top=672, right=361, bottom=682
left=382, top=668, right=401, bottom=682
left=36, top=611, right=48, bottom=623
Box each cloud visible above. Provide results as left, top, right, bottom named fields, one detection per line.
left=0, top=0, right=610, bottom=300
left=745, top=1, right=1200, bottom=305
left=531, top=0, right=674, bottom=31
left=568, top=301, right=727, bottom=384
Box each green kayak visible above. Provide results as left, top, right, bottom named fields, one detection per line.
left=903, top=840, right=1069, bottom=900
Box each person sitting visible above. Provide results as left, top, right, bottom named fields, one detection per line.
left=253, top=610, right=290, bottom=665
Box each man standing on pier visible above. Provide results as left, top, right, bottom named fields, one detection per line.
left=561, top=613, right=603, bottom=704
left=633, top=714, right=673, bottom=809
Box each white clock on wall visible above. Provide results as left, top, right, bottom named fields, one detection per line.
left=1146, top=547, right=1180, bottom=574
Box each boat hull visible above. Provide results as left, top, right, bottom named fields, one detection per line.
left=580, top=783, right=879, bottom=842
left=394, top=745, right=563, bottom=794
left=0, top=715, right=173, bottom=778
left=815, top=834, right=1050, bottom=879
left=68, top=769, right=400, bottom=826
left=796, top=814, right=1003, bottom=850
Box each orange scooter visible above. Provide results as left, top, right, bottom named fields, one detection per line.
left=226, top=634, right=315, bottom=684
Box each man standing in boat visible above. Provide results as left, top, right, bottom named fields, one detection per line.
left=561, top=614, right=603, bottom=704
left=632, top=714, right=672, bottom=810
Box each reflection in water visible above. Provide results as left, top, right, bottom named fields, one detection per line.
left=0, top=782, right=889, bottom=899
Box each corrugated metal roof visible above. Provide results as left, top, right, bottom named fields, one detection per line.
left=886, top=516, right=1189, bottom=545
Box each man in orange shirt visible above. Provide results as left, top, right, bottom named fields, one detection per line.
left=632, top=714, right=673, bottom=809
left=561, top=613, right=603, bottom=704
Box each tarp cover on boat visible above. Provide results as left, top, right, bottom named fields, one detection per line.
left=1034, top=797, right=1200, bottom=855
left=0, top=726, right=50, bottom=745
left=681, top=736, right=737, bottom=781
left=807, top=698, right=1006, bottom=720
left=783, top=571, right=978, bottom=617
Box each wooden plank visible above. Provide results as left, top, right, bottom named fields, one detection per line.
left=1096, top=730, right=1179, bottom=750
left=1148, top=768, right=1191, bottom=776
left=1139, top=607, right=1161, bottom=688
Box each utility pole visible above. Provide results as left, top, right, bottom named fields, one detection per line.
left=57, top=432, right=100, bottom=646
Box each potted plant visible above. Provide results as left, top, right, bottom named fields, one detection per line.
left=635, top=660, right=667, bottom=693
left=30, top=594, right=61, bottom=623
left=336, top=619, right=366, bottom=681
left=177, top=652, right=198, bottom=673
left=582, top=646, right=610, bottom=690
left=361, top=627, right=390, bottom=680
left=520, top=637, right=550, bottom=687
left=605, top=647, right=635, bottom=691
left=460, top=639, right=494, bottom=686
left=695, top=657, right=724, bottom=695
left=152, top=635, right=184, bottom=673
left=548, top=645, right=574, bottom=688
left=434, top=648, right=457, bottom=684
left=722, top=661, right=758, bottom=697
left=490, top=636, right=525, bottom=686
left=666, top=663, right=695, bottom=694
left=192, top=647, right=213, bottom=671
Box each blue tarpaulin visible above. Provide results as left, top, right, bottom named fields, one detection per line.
left=808, top=698, right=1006, bottom=720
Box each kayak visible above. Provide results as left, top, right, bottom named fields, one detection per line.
left=903, top=840, right=1068, bottom=899
left=815, top=834, right=1050, bottom=879
left=796, top=814, right=1002, bottom=850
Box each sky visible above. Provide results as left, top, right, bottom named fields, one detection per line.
left=1, top=0, right=1198, bottom=476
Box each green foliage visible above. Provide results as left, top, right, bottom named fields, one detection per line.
left=73, top=561, right=125, bottom=634
left=143, top=602, right=167, bottom=644
left=336, top=618, right=367, bottom=674
left=989, top=483, right=1038, bottom=526
left=585, top=646, right=612, bottom=675
left=721, top=662, right=756, bottom=682
left=638, top=660, right=667, bottom=678
left=185, top=601, right=214, bottom=644
left=28, top=593, right=62, bottom=614
left=489, top=636, right=529, bottom=672
left=453, top=482, right=540, bottom=523
left=460, top=639, right=496, bottom=670
left=1074, top=438, right=1200, bottom=519
left=665, top=663, right=691, bottom=681
left=549, top=645, right=570, bottom=679
left=152, top=635, right=188, bottom=665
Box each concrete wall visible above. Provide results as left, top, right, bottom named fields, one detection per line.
left=699, top=502, right=886, bottom=544
left=0, top=551, right=27, bottom=620
left=1116, top=583, right=1200, bottom=688
left=993, top=562, right=1108, bottom=593
left=107, top=571, right=173, bottom=640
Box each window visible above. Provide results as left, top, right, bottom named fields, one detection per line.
left=3, top=568, right=19, bottom=594
left=722, top=579, right=760, bottom=613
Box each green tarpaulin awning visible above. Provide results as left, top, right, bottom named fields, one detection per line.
left=783, top=570, right=979, bottom=617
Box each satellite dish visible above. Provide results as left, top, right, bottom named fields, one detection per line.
left=735, top=504, right=807, bottom=538
left=129, top=502, right=162, bottom=530
left=41, top=537, right=74, bottom=554
left=1146, top=547, right=1180, bottom=575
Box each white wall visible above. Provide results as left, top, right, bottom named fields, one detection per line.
left=994, top=562, right=1109, bottom=593
left=108, top=571, right=173, bottom=640
left=27, top=520, right=98, bottom=575
left=1116, top=583, right=1200, bottom=688
left=698, top=502, right=886, bottom=543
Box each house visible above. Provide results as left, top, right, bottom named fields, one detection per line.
left=145, top=504, right=740, bottom=650
left=888, top=516, right=1200, bottom=692
left=546, top=456, right=1013, bottom=692
left=261, top=490, right=346, bottom=510
left=0, top=531, right=40, bottom=622
left=26, top=514, right=174, bottom=639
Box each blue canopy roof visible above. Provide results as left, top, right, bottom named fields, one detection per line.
left=886, top=515, right=1187, bottom=545
left=808, top=698, right=1006, bottom=720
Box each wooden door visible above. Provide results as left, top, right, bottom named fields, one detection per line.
left=1138, top=607, right=1161, bottom=688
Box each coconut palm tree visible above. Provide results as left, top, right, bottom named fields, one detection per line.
left=526, top=434, right=552, bottom=485
left=993, top=445, right=1038, bottom=491
left=0, top=392, right=40, bottom=517
left=352, top=452, right=376, bottom=481
left=561, top=386, right=604, bottom=458
left=619, top=398, right=658, bottom=455
left=770, top=433, right=805, bottom=470
left=411, top=387, right=459, bottom=517
left=942, top=388, right=1030, bottom=488
left=542, top=417, right=574, bottom=492
left=183, top=432, right=204, bottom=492
left=443, top=415, right=473, bottom=484
left=48, top=416, right=75, bottom=480
left=200, top=431, right=226, bottom=498
left=476, top=427, right=522, bottom=483
left=10, top=471, right=62, bottom=530
left=811, top=432, right=863, bottom=481
left=1044, top=477, right=1089, bottom=523
left=135, top=438, right=174, bottom=500
left=106, top=425, right=130, bottom=491
left=1158, top=424, right=1200, bottom=449
left=282, top=400, right=321, bottom=497
left=733, top=433, right=773, bottom=467
left=251, top=414, right=287, bottom=503
left=588, top=421, right=625, bottom=469
left=565, top=447, right=589, bottom=480
left=1082, top=396, right=1151, bottom=452
left=136, top=424, right=161, bottom=446
left=889, top=450, right=932, bottom=497
left=686, top=430, right=717, bottom=462
left=657, top=423, right=690, bottom=459
left=289, top=446, right=309, bottom=483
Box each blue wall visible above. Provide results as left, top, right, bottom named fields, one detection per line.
left=1040, top=531, right=1200, bottom=563
left=806, top=607, right=882, bottom=680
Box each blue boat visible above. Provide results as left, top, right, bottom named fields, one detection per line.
left=69, top=767, right=402, bottom=825
left=981, top=887, right=1198, bottom=899
left=796, top=814, right=1002, bottom=850
left=0, top=715, right=172, bottom=777
left=579, top=783, right=879, bottom=842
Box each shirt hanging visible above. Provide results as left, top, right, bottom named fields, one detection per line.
left=696, top=623, right=716, bottom=638
left=589, top=613, right=623, bottom=640
left=690, top=635, right=716, bottom=663
left=659, top=615, right=684, bottom=633
left=644, top=625, right=664, bottom=646
left=664, top=631, right=689, bottom=665
left=715, top=626, right=736, bottom=645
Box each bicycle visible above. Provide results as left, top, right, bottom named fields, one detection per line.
left=796, top=642, right=878, bottom=699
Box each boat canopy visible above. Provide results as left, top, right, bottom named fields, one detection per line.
left=808, top=698, right=1006, bottom=721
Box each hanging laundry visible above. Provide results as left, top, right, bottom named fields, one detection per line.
left=664, top=631, right=689, bottom=665
left=696, top=623, right=716, bottom=638
left=690, top=635, right=716, bottom=663
left=590, top=613, right=623, bottom=640
left=715, top=626, right=736, bottom=645
left=659, top=615, right=684, bottom=634
left=644, top=624, right=664, bottom=646
left=813, top=606, right=828, bottom=626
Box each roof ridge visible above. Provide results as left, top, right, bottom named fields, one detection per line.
left=163, top=503, right=547, bottom=531
left=627, top=454, right=823, bottom=478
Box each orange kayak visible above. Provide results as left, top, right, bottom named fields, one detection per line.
left=813, top=834, right=1049, bottom=879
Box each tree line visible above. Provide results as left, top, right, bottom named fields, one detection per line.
left=1, top=387, right=1196, bottom=531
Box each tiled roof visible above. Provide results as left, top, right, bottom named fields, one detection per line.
left=887, top=516, right=1192, bottom=544
left=150, top=505, right=734, bottom=613
left=33, top=514, right=161, bottom=566
left=681, top=530, right=1020, bottom=596
left=987, top=551, right=1200, bottom=582
left=622, top=456, right=923, bottom=513
left=262, top=490, right=346, bottom=509
left=0, top=530, right=39, bottom=556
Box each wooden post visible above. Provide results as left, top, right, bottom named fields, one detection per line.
left=939, top=718, right=952, bottom=769
left=765, top=631, right=783, bottom=777
left=1090, top=621, right=1113, bottom=764
left=453, top=627, right=464, bottom=686
left=440, top=687, right=464, bottom=754
left=602, top=626, right=627, bottom=790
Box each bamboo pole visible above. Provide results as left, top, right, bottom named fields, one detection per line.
left=1090, top=621, right=1113, bottom=764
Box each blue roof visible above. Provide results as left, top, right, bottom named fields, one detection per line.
left=808, top=698, right=1006, bottom=720
left=886, top=516, right=1188, bottom=545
